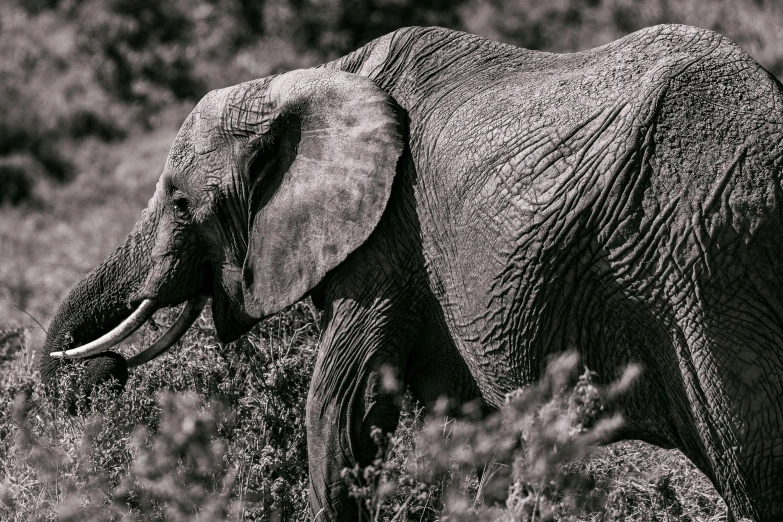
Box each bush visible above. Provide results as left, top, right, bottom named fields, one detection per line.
left=0, top=303, right=319, bottom=521
left=341, top=354, right=640, bottom=521
left=263, top=0, right=469, bottom=59
left=0, top=314, right=728, bottom=521
left=0, top=160, right=37, bottom=207
left=73, top=0, right=205, bottom=106
left=337, top=353, right=728, bottom=521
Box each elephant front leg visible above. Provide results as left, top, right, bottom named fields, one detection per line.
left=306, top=297, right=420, bottom=521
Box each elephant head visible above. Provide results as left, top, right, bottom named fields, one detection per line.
left=41, top=68, right=404, bottom=397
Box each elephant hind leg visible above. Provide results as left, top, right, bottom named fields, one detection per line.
left=669, top=311, right=783, bottom=521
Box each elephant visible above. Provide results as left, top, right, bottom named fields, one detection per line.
left=42, top=24, right=783, bottom=520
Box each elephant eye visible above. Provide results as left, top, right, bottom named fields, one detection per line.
left=172, top=197, right=191, bottom=220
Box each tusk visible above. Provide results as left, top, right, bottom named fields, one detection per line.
left=127, top=296, right=208, bottom=368
left=50, top=299, right=158, bottom=359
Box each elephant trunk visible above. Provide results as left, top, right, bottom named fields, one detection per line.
left=41, top=212, right=156, bottom=393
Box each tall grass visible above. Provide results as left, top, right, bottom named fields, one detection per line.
left=1, top=302, right=318, bottom=521
left=1, top=317, right=726, bottom=520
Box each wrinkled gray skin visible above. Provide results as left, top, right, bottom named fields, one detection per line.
left=43, top=25, right=783, bottom=520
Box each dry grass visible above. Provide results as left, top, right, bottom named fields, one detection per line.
left=0, top=321, right=728, bottom=520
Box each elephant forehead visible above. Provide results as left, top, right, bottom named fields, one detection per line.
left=165, top=90, right=237, bottom=178
left=193, top=90, right=231, bottom=155
left=166, top=113, right=198, bottom=173
left=170, top=80, right=276, bottom=166
left=163, top=126, right=223, bottom=199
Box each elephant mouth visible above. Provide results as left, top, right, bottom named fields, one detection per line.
left=49, top=296, right=209, bottom=367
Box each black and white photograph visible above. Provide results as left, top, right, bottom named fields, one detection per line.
left=1, top=1, right=782, bottom=520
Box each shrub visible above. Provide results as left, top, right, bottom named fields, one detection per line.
left=341, top=354, right=641, bottom=521
left=73, top=0, right=205, bottom=106
left=0, top=303, right=319, bottom=521
left=0, top=315, right=728, bottom=521
left=0, top=159, right=37, bottom=207
left=263, top=0, right=469, bottom=59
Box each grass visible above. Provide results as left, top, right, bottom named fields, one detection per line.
left=0, top=316, right=729, bottom=520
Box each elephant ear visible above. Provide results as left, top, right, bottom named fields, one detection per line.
left=241, top=69, right=404, bottom=318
